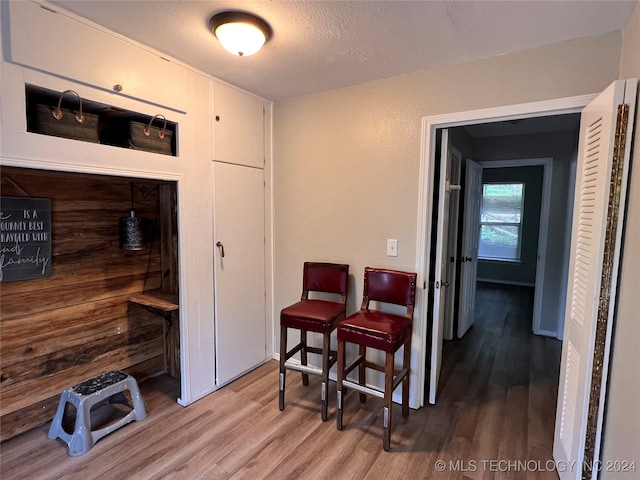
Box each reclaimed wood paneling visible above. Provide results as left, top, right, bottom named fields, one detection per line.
left=159, top=185, right=180, bottom=380
left=0, top=167, right=178, bottom=441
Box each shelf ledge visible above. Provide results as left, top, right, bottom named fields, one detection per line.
left=129, top=290, right=178, bottom=313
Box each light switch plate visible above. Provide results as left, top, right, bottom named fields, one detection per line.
left=387, top=239, right=398, bottom=257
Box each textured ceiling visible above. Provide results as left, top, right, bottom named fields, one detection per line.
left=49, top=0, right=637, bottom=101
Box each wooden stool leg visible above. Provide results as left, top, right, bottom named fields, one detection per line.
left=321, top=332, right=331, bottom=421
left=358, top=345, right=367, bottom=403
left=300, top=330, right=309, bottom=386
left=279, top=325, right=287, bottom=411
left=336, top=339, right=345, bottom=430
left=402, top=338, right=411, bottom=419
left=383, top=351, right=394, bottom=451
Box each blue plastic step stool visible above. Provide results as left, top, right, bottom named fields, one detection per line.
left=48, top=370, right=147, bottom=456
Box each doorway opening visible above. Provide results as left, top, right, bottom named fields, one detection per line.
left=413, top=93, right=596, bottom=409
left=427, top=116, right=580, bottom=395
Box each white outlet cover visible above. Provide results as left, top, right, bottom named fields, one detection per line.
left=387, top=239, right=398, bottom=257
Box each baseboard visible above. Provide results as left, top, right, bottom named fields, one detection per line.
left=477, top=278, right=535, bottom=287
left=177, top=384, right=218, bottom=407
left=534, top=327, right=559, bottom=338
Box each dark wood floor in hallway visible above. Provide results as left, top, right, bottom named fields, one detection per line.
left=434, top=282, right=562, bottom=480
left=0, top=283, right=561, bottom=480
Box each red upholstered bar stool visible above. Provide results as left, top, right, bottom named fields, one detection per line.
left=336, top=267, right=417, bottom=451
left=279, top=262, right=349, bottom=421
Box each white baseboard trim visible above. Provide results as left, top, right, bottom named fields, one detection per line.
left=533, top=327, right=559, bottom=338
left=477, top=278, right=535, bottom=287
left=177, top=384, right=218, bottom=407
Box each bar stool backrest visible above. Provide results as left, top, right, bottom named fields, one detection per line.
left=302, top=262, right=349, bottom=303
left=361, top=267, right=417, bottom=319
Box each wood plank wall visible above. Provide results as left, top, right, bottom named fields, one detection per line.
left=0, top=167, right=178, bottom=441
left=159, top=185, right=180, bottom=379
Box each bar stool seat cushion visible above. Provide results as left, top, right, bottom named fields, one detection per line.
left=281, top=299, right=346, bottom=333
left=338, top=311, right=412, bottom=353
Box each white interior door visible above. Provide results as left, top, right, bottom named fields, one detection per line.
left=213, top=161, right=266, bottom=386
left=428, top=129, right=452, bottom=404
left=458, top=159, right=482, bottom=338
left=443, top=146, right=462, bottom=341
left=553, top=79, right=636, bottom=480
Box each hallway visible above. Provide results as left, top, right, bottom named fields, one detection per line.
left=435, top=281, right=562, bottom=479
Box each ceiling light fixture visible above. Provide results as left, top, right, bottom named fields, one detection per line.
left=209, top=11, right=272, bottom=57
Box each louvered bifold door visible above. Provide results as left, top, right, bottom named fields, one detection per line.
left=553, top=79, right=637, bottom=480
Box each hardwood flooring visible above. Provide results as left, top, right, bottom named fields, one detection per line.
left=0, top=283, right=561, bottom=479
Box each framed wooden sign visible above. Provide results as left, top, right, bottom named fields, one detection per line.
left=0, top=196, right=52, bottom=282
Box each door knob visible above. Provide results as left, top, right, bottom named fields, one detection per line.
left=443, top=281, right=450, bottom=288
left=465, top=256, right=472, bottom=262
left=216, top=241, right=225, bottom=258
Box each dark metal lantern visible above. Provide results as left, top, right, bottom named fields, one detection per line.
left=119, top=210, right=145, bottom=250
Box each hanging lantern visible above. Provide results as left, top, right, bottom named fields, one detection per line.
left=119, top=182, right=145, bottom=250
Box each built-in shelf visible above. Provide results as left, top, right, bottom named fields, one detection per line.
left=129, top=290, right=178, bottom=313
left=128, top=290, right=181, bottom=381
left=25, top=84, right=178, bottom=156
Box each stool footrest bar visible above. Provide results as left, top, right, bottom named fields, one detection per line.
left=342, top=379, right=384, bottom=399
left=344, top=355, right=364, bottom=376
left=284, top=343, right=304, bottom=361
left=285, top=362, right=323, bottom=376
left=392, top=367, right=409, bottom=391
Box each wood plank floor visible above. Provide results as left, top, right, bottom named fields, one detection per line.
left=0, top=283, right=561, bottom=480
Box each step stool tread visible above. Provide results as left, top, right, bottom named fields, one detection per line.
left=71, top=370, right=128, bottom=395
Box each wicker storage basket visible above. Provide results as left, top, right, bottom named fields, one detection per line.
left=27, top=90, right=99, bottom=143
left=128, top=115, right=174, bottom=155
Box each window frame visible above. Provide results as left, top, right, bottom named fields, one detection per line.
left=478, top=181, right=525, bottom=262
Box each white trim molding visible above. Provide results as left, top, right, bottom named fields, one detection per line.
left=415, top=93, right=596, bottom=408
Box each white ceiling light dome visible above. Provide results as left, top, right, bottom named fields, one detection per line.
left=209, top=11, right=272, bottom=57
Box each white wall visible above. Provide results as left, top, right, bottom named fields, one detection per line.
left=601, top=2, right=640, bottom=475
left=273, top=32, right=622, bottom=382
